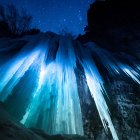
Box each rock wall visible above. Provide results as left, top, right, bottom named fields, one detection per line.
left=77, top=0, right=140, bottom=139
left=108, top=79, right=140, bottom=140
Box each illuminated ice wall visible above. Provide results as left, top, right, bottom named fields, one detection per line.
left=0, top=33, right=139, bottom=140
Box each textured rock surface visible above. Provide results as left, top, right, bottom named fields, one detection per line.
left=108, top=79, right=140, bottom=140
left=77, top=0, right=140, bottom=139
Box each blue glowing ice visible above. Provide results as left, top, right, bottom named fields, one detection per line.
left=0, top=34, right=139, bottom=140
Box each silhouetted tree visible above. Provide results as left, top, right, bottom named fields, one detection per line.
left=0, top=4, right=32, bottom=36
left=22, top=28, right=40, bottom=36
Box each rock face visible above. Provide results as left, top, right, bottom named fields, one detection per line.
left=0, top=102, right=88, bottom=140
left=77, top=0, right=140, bottom=139
left=106, top=78, right=140, bottom=140
left=87, top=0, right=140, bottom=31
left=78, top=0, right=140, bottom=56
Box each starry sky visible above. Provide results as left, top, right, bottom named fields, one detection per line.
left=0, top=0, right=95, bottom=35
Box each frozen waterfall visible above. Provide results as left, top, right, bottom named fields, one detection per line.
left=0, top=33, right=140, bottom=140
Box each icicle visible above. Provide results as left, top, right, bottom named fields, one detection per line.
left=0, top=48, right=43, bottom=101
left=21, top=36, right=84, bottom=135
left=82, top=63, right=119, bottom=140
left=1, top=34, right=139, bottom=139
left=77, top=43, right=119, bottom=140
left=119, top=64, right=140, bottom=84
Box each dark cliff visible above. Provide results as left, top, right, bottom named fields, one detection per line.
left=78, top=0, right=140, bottom=54
left=77, top=1, right=140, bottom=139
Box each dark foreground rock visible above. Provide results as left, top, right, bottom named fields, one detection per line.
left=0, top=102, right=88, bottom=140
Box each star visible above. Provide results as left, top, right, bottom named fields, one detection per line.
left=79, top=16, right=83, bottom=21
left=0, top=0, right=95, bottom=35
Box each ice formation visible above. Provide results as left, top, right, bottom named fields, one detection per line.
left=0, top=33, right=139, bottom=140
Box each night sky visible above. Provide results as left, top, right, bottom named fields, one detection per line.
left=0, top=0, right=95, bottom=35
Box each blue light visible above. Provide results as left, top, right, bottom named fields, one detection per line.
left=0, top=35, right=139, bottom=140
